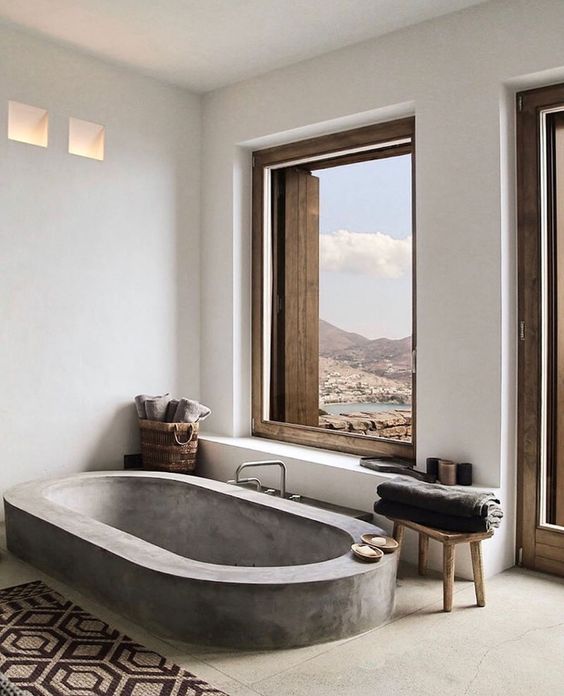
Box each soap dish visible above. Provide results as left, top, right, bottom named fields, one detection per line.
left=351, top=543, right=384, bottom=562
left=361, top=534, right=399, bottom=553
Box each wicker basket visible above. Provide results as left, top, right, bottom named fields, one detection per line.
left=139, top=419, right=199, bottom=474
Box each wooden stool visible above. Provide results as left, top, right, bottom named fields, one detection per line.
left=391, top=518, right=493, bottom=612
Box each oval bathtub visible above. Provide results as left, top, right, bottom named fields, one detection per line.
left=4, top=471, right=397, bottom=648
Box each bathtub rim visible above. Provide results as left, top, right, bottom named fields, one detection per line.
left=4, top=470, right=393, bottom=585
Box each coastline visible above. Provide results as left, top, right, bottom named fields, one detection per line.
left=322, top=402, right=412, bottom=415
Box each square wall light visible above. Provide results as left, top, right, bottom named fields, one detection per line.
left=69, top=117, right=104, bottom=161
left=8, top=100, right=48, bottom=147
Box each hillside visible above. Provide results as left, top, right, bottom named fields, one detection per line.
left=319, top=319, right=369, bottom=353
left=319, top=319, right=412, bottom=382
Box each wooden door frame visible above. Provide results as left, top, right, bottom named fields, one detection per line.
left=517, top=82, right=564, bottom=572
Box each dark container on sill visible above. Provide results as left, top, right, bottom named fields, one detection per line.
left=457, top=462, right=473, bottom=486
left=426, top=457, right=440, bottom=479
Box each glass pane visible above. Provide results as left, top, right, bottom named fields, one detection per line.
left=541, top=110, right=564, bottom=528
left=317, top=155, right=413, bottom=442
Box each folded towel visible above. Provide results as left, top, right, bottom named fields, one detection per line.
left=165, top=399, right=180, bottom=423
left=377, top=479, right=501, bottom=519
left=173, top=398, right=211, bottom=423
left=374, top=499, right=502, bottom=532
left=145, top=394, right=172, bottom=421
left=134, top=394, right=151, bottom=419
left=134, top=393, right=170, bottom=421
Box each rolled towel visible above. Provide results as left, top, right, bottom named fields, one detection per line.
left=145, top=394, right=171, bottom=421
left=134, top=393, right=170, bottom=421
left=134, top=394, right=155, bottom=419
left=134, top=395, right=147, bottom=419
left=374, top=499, right=503, bottom=533
left=165, top=399, right=180, bottom=423
left=377, top=479, right=501, bottom=519
left=174, top=398, right=211, bottom=423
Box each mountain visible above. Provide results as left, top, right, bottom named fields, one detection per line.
left=319, top=319, right=412, bottom=381
left=319, top=319, right=369, bottom=353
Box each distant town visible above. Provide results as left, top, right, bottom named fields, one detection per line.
left=319, top=318, right=412, bottom=407
left=318, top=319, right=412, bottom=441
left=320, top=360, right=411, bottom=407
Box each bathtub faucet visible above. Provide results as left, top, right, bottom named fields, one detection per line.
left=226, top=476, right=262, bottom=491
left=230, top=460, right=287, bottom=498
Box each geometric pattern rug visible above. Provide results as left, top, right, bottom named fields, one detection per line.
left=0, top=581, right=229, bottom=696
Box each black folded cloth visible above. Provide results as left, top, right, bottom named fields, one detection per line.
left=374, top=499, right=501, bottom=532
left=375, top=479, right=503, bottom=532
left=377, top=479, right=501, bottom=518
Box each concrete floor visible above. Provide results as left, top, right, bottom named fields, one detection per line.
left=0, top=524, right=563, bottom=696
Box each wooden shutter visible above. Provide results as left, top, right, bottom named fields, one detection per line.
left=270, top=167, right=319, bottom=426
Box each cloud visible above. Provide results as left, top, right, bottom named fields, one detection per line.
left=320, top=229, right=412, bottom=278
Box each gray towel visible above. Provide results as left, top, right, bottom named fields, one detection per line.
left=374, top=499, right=502, bottom=532
left=376, top=479, right=501, bottom=519
left=134, top=393, right=170, bottom=421
left=174, top=398, right=211, bottom=423
left=145, top=394, right=171, bottom=421
left=134, top=394, right=151, bottom=419
left=165, top=399, right=180, bottom=422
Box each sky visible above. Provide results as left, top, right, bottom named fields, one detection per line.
left=317, top=154, right=412, bottom=340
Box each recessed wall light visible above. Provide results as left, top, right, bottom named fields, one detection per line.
left=8, top=100, right=48, bottom=147
left=68, top=117, right=104, bottom=161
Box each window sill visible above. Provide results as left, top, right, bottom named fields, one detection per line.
left=201, top=432, right=368, bottom=472
left=199, top=433, right=497, bottom=493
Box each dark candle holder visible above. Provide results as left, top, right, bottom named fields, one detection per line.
left=426, top=457, right=440, bottom=479
left=457, top=462, right=473, bottom=486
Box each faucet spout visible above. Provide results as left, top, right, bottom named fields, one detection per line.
left=227, top=477, right=262, bottom=491
left=234, top=460, right=287, bottom=498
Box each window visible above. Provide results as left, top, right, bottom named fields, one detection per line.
left=252, top=118, right=415, bottom=458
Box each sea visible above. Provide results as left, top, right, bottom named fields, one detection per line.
left=322, top=402, right=411, bottom=414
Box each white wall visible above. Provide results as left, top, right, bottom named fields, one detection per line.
left=0, top=24, right=201, bottom=493
left=198, top=0, right=564, bottom=576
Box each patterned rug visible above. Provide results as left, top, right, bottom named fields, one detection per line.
left=0, top=581, right=228, bottom=696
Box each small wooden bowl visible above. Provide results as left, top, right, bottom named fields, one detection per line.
left=361, top=534, right=399, bottom=553
left=351, top=543, right=384, bottom=562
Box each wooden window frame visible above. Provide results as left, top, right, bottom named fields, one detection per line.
left=251, top=117, right=416, bottom=459
left=517, top=84, right=564, bottom=574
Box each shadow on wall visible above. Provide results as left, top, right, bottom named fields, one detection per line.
left=86, top=403, right=139, bottom=471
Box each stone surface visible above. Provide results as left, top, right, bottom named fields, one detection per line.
left=319, top=410, right=412, bottom=440
left=4, top=471, right=397, bottom=649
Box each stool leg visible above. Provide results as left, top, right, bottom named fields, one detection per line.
left=393, top=523, right=405, bottom=548
left=443, top=544, right=455, bottom=612
left=470, top=541, right=486, bottom=607
left=418, top=534, right=429, bottom=576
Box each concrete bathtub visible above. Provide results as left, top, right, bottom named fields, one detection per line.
left=4, top=471, right=397, bottom=648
